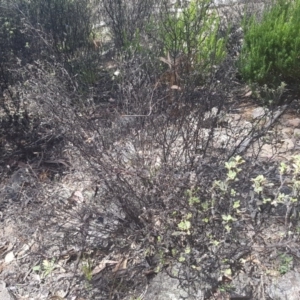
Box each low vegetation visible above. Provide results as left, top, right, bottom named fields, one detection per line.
left=239, top=0, right=300, bottom=103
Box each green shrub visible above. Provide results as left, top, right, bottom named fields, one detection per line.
left=239, top=0, right=300, bottom=93
left=157, top=0, right=227, bottom=81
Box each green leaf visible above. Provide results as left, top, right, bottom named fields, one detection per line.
left=179, top=256, right=186, bottom=262
left=234, top=155, right=245, bottom=164
left=225, top=224, right=231, bottom=232
left=227, top=170, right=237, bottom=181
left=233, top=201, right=240, bottom=209
left=212, top=240, right=220, bottom=246
left=222, top=215, right=235, bottom=222
left=225, top=161, right=236, bottom=170
left=186, top=213, right=192, bottom=219
left=188, top=196, right=200, bottom=206
left=252, top=175, right=267, bottom=193
left=224, top=268, right=232, bottom=276
left=178, top=220, right=191, bottom=231
left=290, top=197, right=298, bottom=203
left=32, top=265, right=41, bottom=272
left=263, top=198, right=272, bottom=204
left=185, top=247, right=191, bottom=254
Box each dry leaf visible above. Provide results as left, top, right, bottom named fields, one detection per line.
left=170, top=85, right=181, bottom=90
left=267, top=269, right=280, bottom=277
left=17, top=240, right=34, bottom=257
left=112, top=258, right=128, bottom=273
left=244, top=90, right=252, bottom=97
left=92, top=260, right=118, bottom=275
left=39, top=170, right=49, bottom=181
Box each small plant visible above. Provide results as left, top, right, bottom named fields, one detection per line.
left=212, top=156, right=245, bottom=199
left=157, top=0, right=227, bottom=85
left=251, top=155, right=300, bottom=225
left=218, top=283, right=234, bottom=293
left=32, top=258, right=57, bottom=279
left=250, top=81, right=287, bottom=105
left=177, top=213, right=192, bottom=235
left=82, top=257, right=93, bottom=282
left=278, top=253, right=293, bottom=274
left=79, top=65, right=100, bottom=86
left=186, top=188, right=201, bottom=206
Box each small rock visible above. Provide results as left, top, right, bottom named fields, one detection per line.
left=286, top=118, right=300, bottom=128
left=4, top=251, right=15, bottom=264
left=267, top=271, right=300, bottom=300
left=252, top=107, right=267, bottom=119
left=281, top=139, right=294, bottom=151
left=144, top=265, right=205, bottom=300
left=260, top=144, right=274, bottom=158
left=224, top=114, right=241, bottom=123
left=0, top=281, right=14, bottom=300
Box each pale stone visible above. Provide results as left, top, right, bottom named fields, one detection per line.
left=281, top=139, right=294, bottom=151
left=267, top=271, right=300, bottom=300
left=286, top=118, right=300, bottom=128
left=260, top=144, right=275, bottom=158
left=252, top=107, right=268, bottom=119
left=0, top=281, right=14, bottom=300
left=4, top=251, right=15, bottom=264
